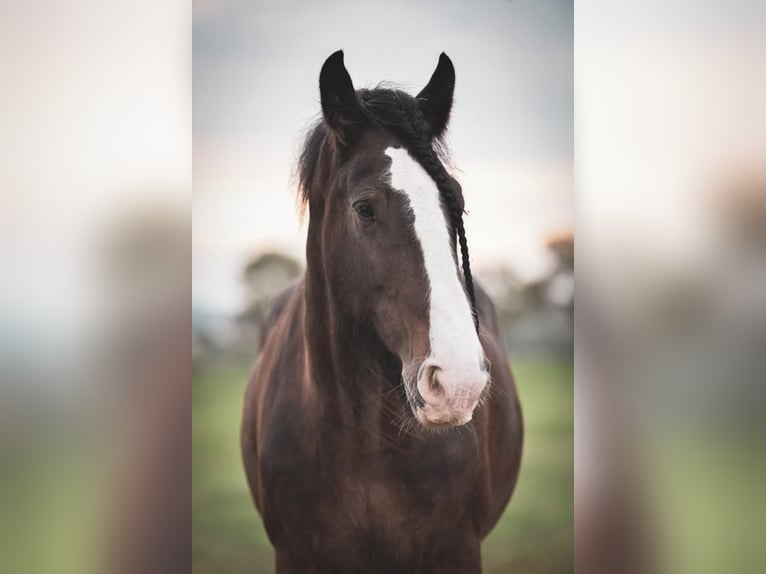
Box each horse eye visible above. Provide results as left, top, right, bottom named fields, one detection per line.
left=353, top=201, right=375, bottom=221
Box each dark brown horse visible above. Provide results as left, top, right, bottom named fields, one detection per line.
left=241, top=51, right=523, bottom=573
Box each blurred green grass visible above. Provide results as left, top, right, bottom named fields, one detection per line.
left=193, top=357, right=573, bottom=573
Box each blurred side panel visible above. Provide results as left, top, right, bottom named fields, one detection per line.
left=0, top=1, right=190, bottom=573
left=576, top=2, right=766, bottom=574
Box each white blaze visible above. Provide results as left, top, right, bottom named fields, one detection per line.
left=384, top=147, right=483, bottom=382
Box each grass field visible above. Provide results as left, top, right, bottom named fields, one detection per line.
left=193, top=357, right=573, bottom=573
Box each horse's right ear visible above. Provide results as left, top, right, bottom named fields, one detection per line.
left=319, top=50, right=362, bottom=147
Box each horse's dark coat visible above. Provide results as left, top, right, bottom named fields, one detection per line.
left=241, top=51, right=523, bottom=573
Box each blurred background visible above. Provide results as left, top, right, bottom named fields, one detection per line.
left=193, top=0, right=573, bottom=573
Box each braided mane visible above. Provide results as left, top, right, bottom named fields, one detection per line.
left=296, top=87, right=479, bottom=331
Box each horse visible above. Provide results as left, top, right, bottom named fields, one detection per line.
left=241, top=50, right=523, bottom=573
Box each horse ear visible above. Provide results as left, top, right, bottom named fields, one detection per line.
left=319, top=50, right=362, bottom=146
left=416, top=53, right=455, bottom=138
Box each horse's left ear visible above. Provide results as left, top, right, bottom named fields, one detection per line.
left=416, top=53, right=455, bottom=138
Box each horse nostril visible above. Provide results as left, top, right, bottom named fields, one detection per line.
left=429, top=367, right=443, bottom=395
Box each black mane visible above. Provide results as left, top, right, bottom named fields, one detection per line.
left=296, top=87, right=447, bottom=207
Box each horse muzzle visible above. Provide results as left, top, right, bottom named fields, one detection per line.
left=413, top=357, right=489, bottom=427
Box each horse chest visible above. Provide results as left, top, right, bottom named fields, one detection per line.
left=258, top=421, right=482, bottom=558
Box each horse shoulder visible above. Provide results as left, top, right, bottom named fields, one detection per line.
left=258, top=277, right=302, bottom=349
left=241, top=280, right=308, bottom=516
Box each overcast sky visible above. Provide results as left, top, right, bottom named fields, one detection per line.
left=193, top=0, right=573, bottom=313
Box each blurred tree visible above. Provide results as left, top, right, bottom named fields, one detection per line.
left=715, top=173, right=766, bottom=250
left=545, top=231, right=574, bottom=312
left=242, top=252, right=302, bottom=307
left=546, top=230, right=574, bottom=271
left=479, top=265, right=525, bottom=325
left=237, top=252, right=302, bottom=347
